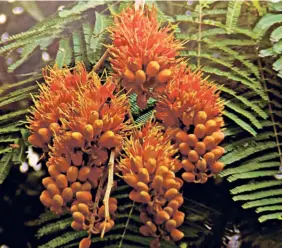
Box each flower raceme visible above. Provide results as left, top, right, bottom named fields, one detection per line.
left=28, top=63, right=130, bottom=247
left=155, top=64, right=225, bottom=183
left=118, top=123, right=185, bottom=247
left=109, top=5, right=182, bottom=109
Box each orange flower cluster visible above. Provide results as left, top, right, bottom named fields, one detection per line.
left=118, top=123, right=185, bottom=247
left=27, top=63, right=89, bottom=151
left=28, top=63, right=130, bottom=247
left=155, top=64, right=225, bottom=183
left=109, top=5, right=182, bottom=109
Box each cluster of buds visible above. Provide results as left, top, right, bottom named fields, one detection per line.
left=155, top=64, right=225, bottom=183
left=28, top=63, right=130, bottom=247
left=109, top=5, right=182, bottom=109
left=118, top=123, right=185, bottom=247
left=27, top=63, right=89, bottom=151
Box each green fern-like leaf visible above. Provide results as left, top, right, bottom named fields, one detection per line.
left=225, top=0, right=244, bottom=34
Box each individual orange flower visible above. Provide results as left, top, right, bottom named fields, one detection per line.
left=109, top=5, right=182, bottom=109
left=155, top=63, right=225, bottom=183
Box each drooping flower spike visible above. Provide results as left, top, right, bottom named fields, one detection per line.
left=155, top=63, right=225, bottom=184
left=118, top=122, right=185, bottom=247
left=109, top=5, right=182, bottom=109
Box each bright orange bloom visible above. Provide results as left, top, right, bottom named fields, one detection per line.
left=109, top=5, right=182, bottom=108
left=155, top=63, right=224, bottom=127
left=155, top=63, right=225, bottom=183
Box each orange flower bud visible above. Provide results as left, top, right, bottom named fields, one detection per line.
left=135, top=70, right=146, bottom=84
left=152, top=175, right=163, bottom=190
left=163, top=178, right=177, bottom=189
left=140, top=191, right=151, bottom=203
left=187, top=134, right=197, bottom=147
left=188, top=150, right=199, bottom=163
left=123, top=173, right=139, bottom=188
left=47, top=183, right=60, bottom=196
left=205, top=120, right=217, bottom=134
left=55, top=174, right=68, bottom=189
left=203, top=152, right=215, bottom=165
left=40, top=190, right=52, bottom=207
left=109, top=197, right=118, bottom=205
left=78, top=203, right=89, bottom=216
left=165, top=219, right=177, bottom=232
left=203, top=136, right=216, bottom=150
left=99, top=131, right=121, bottom=148
left=170, top=229, right=184, bottom=241
left=210, top=161, right=224, bottom=174
left=136, top=181, right=149, bottom=192
left=175, top=131, right=189, bottom=143
left=194, top=124, right=206, bottom=139
left=181, top=159, right=195, bottom=172
left=38, top=128, right=51, bottom=143
left=145, top=158, right=156, bottom=174
left=212, top=131, right=225, bottom=145
left=146, top=221, right=157, bottom=233
left=168, top=200, right=180, bottom=210
left=156, top=166, right=169, bottom=176
left=83, top=124, right=94, bottom=142
left=211, top=148, right=224, bottom=160
left=71, top=204, right=79, bottom=213
left=156, top=210, right=170, bottom=224
left=42, top=177, right=54, bottom=188
left=28, top=134, right=44, bottom=147
left=146, top=61, right=160, bottom=77
left=123, top=69, right=135, bottom=82
left=195, top=142, right=206, bottom=155
left=93, top=119, right=103, bottom=136
left=129, top=190, right=141, bottom=202
left=67, top=166, right=78, bottom=182
left=174, top=195, right=184, bottom=206
left=194, top=111, right=207, bottom=125
left=71, top=221, right=83, bottom=231
left=173, top=211, right=185, bottom=227
left=73, top=211, right=85, bottom=223
left=138, top=168, right=150, bottom=183
left=81, top=182, right=92, bottom=191
left=182, top=172, right=195, bottom=183
left=164, top=206, right=174, bottom=217
left=62, top=187, right=73, bottom=202
left=179, top=143, right=190, bottom=155
left=196, top=159, right=207, bottom=171
left=78, top=167, right=90, bottom=182
left=71, top=132, right=85, bottom=147
left=71, top=182, right=82, bottom=193
left=89, top=111, right=99, bottom=124
left=156, top=69, right=172, bottom=83
left=98, top=205, right=105, bottom=218
left=76, top=191, right=92, bottom=203
left=79, top=237, right=91, bottom=248
left=99, top=221, right=113, bottom=233
left=52, top=194, right=64, bottom=208
left=48, top=164, right=60, bottom=178
left=165, top=188, right=179, bottom=201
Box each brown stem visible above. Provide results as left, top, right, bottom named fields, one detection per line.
left=92, top=49, right=110, bottom=72
left=101, top=149, right=115, bottom=238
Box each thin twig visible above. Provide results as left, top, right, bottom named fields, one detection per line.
left=92, top=49, right=110, bottom=73
left=118, top=203, right=135, bottom=248
left=101, top=149, right=115, bottom=238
